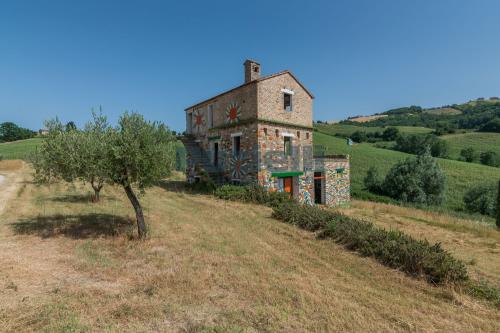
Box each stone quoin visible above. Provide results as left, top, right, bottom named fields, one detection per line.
left=183, top=60, right=350, bottom=206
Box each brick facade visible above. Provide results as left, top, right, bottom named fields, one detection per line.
left=184, top=60, right=350, bottom=206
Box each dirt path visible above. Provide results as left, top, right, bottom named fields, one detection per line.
left=0, top=173, right=20, bottom=216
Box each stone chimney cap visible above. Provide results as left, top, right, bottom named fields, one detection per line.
left=244, top=59, right=260, bottom=65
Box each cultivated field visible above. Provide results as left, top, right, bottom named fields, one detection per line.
left=442, top=132, right=500, bottom=161
left=315, top=123, right=433, bottom=138
left=314, top=132, right=500, bottom=216
left=0, top=138, right=43, bottom=160
left=1, top=162, right=499, bottom=332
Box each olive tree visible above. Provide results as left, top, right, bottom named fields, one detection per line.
left=33, top=113, right=111, bottom=202
left=107, top=112, right=176, bottom=238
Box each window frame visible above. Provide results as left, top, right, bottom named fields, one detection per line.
left=284, top=93, right=292, bottom=112
left=232, top=134, right=241, bottom=157
left=284, top=136, right=292, bottom=157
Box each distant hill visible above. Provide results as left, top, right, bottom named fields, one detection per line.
left=341, top=98, right=500, bottom=133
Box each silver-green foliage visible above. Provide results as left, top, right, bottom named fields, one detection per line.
left=33, top=111, right=176, bottom=238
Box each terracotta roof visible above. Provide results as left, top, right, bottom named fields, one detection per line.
left=184, top=70, right=314, bottom=111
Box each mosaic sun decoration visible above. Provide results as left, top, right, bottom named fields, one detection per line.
left=225, top=102, right=241, bottom=124
left=192, top=109, right=205, bottom=132
left=230, top=152, right=248, bottom=179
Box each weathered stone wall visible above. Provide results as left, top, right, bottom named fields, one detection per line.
left=210, top=123, right=259, bottom=183
left=256, top=123, right=313, bottom=175
left=186, top=82, right=258, bottom=140
left=257, top=73, right=313, bottom=128
left=314, top=157, right=350, bottom=206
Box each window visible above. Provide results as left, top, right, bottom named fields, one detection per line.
left=275, top=129, right=279, bottom=137
left=263, top=128, right=268, bottom=136
left=254, top=66, right=259, bottom=73
left=306, top=132, right=310, bottom=140
left=208, top=104, right=214, bottom=128
left=284, top=93, right=292, bottom=112
left=233, top=135, right=241, bottom=157
left=297, top=131, right=301, bottom=138
left=284, top=136, right=292, bottom=157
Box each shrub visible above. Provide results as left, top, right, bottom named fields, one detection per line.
left=381, top=127, right=399, bottom=141
left=460, top=147, right=475, bottom=162
left=479, top=151, right=498, bottom=167
left=350, top=131, right=367, bottom=143
left=463, top=183, right=497, bottom=217
left=214, top=184, right=293, bottom=208
left=383, top=150, right=446, bottom=205
left=272, top=202, right=338, bottom=231
left=272, top=202, right=468, bottom=284
left=394, top=134, right=449, bottom=158
left=363, top=166, right=383, bottom=194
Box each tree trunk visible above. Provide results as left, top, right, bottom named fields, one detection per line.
left=496, top=180, right=500, bottom=229
left=90, top=178, right=103, bottom=203
left=123, top=184, right=147, bottom=238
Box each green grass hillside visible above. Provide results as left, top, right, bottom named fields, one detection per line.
left=442, top=132, right=500, bottom=161
left=0, top=138, right=43, bottom=160
left=315, top=123, right=432, bottom=137
left=313, top=131, right=500, bottom=215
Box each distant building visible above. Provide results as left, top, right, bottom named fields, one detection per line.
left=182, top=60, right=350, bottom=206
left=38, top=128, right=49, bottom=136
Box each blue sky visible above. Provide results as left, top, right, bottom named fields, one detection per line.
left=1, top=0, right=499, bottom=132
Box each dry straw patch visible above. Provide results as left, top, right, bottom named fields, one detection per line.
left=340, top=200, right=500, bottom=287
left=0, top=168, right=499, bottom=332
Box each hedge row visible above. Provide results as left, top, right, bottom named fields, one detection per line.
left=272, top=202, right=468, bottom=284
left=214, top=184, right=293, bottom=208
left=213, top=185, right=500, bottom=305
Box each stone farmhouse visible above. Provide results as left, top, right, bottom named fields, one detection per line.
left=182, top=60, right=350, bottom=206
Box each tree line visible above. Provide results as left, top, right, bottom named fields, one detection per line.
left=0, top=122, right=36, bottom=142
left=341, top=100, right=500, bottom=133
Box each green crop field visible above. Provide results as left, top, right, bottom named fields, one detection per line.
left=0, top=138, right=43, bottom=160
left=315, top=123, right=433, bottom=137
left=442, top=132, right=500, bottom=161
left=314, top=131, right=500, bottom=215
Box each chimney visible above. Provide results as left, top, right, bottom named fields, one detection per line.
left=244, top=59, right=260, bottom=83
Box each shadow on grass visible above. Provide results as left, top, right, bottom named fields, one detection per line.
left=11, top=213, right=134, bottom=239
left=156, top=180, right=214, bottom=195
left=50, top=194, right=94, bottom=203
left=50, top=194, right=119, bottom=204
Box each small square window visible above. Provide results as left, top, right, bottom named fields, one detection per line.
left=306, top=132, right=310, bottom=140
left=254, top=66, right=259, bottom=73
left=275, top=129, right=279, bottom=137
left=284, top=93, right=292, bottom=112
left=297, top=131, right=300, bottom=138
left=263, top=128, right=268, bottom=136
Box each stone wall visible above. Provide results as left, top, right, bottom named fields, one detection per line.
left=314, top=157, right=350, bottom=206
left=186, top=82, right=258, bottom=139
left=257, top=73, right=313, bottom=128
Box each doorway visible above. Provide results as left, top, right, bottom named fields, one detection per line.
left=314, top=172, right=324, bottom=204
left=213, top=142, right=219, bottom=167
left=283, top=177, right=293, bottom=196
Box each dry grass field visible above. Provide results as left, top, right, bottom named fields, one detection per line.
left=0, top=162, right=499, bottom=332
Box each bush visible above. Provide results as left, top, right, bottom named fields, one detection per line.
left=363, top=166, right=383, bottom=194
left=383, top=150, right=446, bottom=205
left=272, top=202, right=338, bottom=231
left=463, top=183, right=497, bottom=217
left=350, top=131, right=367, bottom=143
left=394, top=134, right=449, bottom=158
left=271, top=202, right=468, bottom=284
left=460, top=147, right=475, bottom=162
left=480, top=151, right=498, bottom=167
left=381, top=127, right=399, bottom=141
left=214, top=184, right=293, bottom=208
